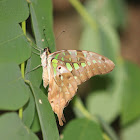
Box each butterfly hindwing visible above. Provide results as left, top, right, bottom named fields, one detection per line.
left=48, top=59, right=78, bottom=126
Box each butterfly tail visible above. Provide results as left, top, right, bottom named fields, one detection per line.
left=62, top=114, right=66, bottom=122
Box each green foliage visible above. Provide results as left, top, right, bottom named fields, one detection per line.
left=0, top=63, right=29, bottom=110
left=121, top=118, right=140, bottom=140
left=0, top=113, right=38, bottom=140
left=0, top=0, right=140, bottom=139
left=0, top=0, right=59, bottom=139
left=29, top=0, right=55, bottom=52
left=121, top=61, right=140, bottom=125
left=0, top=0, right=31, bottom=64
left=23, top=87, right=35, bottom=128
left=62, top=118, right=103, bottom=140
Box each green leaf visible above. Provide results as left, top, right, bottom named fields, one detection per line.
left=0, top=112, right=38, bottom=140
left=108, top=0, right=126, bottom=28
left=0, top=0, right=29, bottom=23
left=80, top=23, right=120, bottom=63
left=33, top=87, right=59, bottom=140
left=25, top=50, right=42, bottom=88
left=0, top=23, right=31, bottom=64
left=73, top=97, right=119, bottom=140
left=0, top=0, right=30, bottom=64
left=121, top=61, right=140, bottom=125
left=86, top=91, right=116, bottom=122
left=62, top=118, right=103, bottom=140
left=85, top=0, right=126, bottom=28
left=86, top=60, right=126, bottom=123
left=23, top=89, right=35, bottom=128
left=0, top=62, right=29, bottom=110
left=121, top=118, right=140, bottom=140
left=29, top=0, right=55, bottom=52
left=31, top=110, right=41, bottom=132
left=26, top=82, right=59, bottom=140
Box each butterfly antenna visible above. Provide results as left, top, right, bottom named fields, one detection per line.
left=43, top=29, right=50, bottom=47
left=56, top=30, right=65, bottom=40
left=43, top=29, right=65, bottom=50
left=25, top=64, right=42, bottom=75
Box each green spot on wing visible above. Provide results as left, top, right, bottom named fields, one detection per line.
left=52, top=59, right=58, bottom=69
left=52, top=63, right=57, bottom=68
left=93, top=60, right=97, bottom=64
left=69, top=58, right=71, bottom=61
left=87, top=61, right=91, bottom=65
left=61, top=57, right=64, bottom=61
left=74, top=76, right=77, bottom=79
left=81, top=63, right=86, bottom=67
left=66, top=63, right=72, bottom=71
left=54, top=54, right=59, bottom=59
left=73, top=63, right=79, bottom=70
left=52, top=59, right=58, bottom=63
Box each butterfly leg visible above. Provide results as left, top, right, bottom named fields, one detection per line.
left=27, top=37, right=43, bottom=52
left=32, top=51, right=40, bottom=56
left=25, top=64, right=42, bottom=75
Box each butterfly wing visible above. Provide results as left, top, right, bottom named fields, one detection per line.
left=47, top=50, right=115, bottom=125
left=50, top=50, right=115, bottom=84
left=48, top=59, right=77, bottom=126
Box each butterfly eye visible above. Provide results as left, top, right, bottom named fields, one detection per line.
left=58, top=67, right=61, bottom=69
left=43, top=48, right=47, bottom=52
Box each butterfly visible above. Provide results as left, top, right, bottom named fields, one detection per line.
left=40, top=47, right=115, bottom=126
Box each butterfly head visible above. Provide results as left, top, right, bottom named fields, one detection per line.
left=41, top=47, right=51, bottom=55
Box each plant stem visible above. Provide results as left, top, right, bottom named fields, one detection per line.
left=21, top=62, right=25, bottom=79
left=69, top=0, right=98, bottom=31
left=19, top=21, right=26, bottom=120
left=103, top=133, right=111, bottom=140
left=22, top=21, right=26, bottom=35
left=73, top=96, right=97, bottom=122
left=19, top=108, right=23, bottom=119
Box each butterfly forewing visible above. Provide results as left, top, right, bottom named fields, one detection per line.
left=43, top=49, right=115, bottom=126
left=50, top=50, right=115, bottom=83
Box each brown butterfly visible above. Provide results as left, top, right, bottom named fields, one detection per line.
left=40, top=48, right=115, bottom=126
